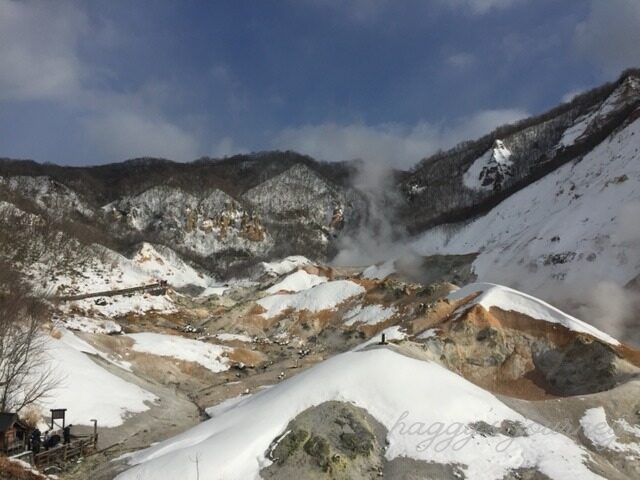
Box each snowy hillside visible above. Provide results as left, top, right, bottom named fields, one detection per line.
left=463, top=139, right=514, bottom=191
left=42, top=329, right=156, bottom=427
left=448, top=283, right=620, bottom=345
left=1, top=71, right=640, bottom=480
left=412, top=112, right=640, bottom=329
left=117, top=348, right=605, bottom=480
left=403, top=72, right=640, bottom=232
left=257, top=279, right=365, bottom=318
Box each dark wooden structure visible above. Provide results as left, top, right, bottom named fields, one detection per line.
left=33, top=434, right=98, bottom=470
left=0, top=412, right=29, bottom=454
left=50, top=408, right=67, bottom=430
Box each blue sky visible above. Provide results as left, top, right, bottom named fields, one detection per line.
left=1, top=0, right=639, bottom=167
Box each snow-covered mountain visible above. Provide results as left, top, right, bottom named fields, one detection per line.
left=110, top=276, right=640, bottom=480
left=1, top=70, right=640, bottom=480
left=404, top=71, right=640, bottom=342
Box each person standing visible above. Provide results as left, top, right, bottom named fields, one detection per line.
left=31, top=429, right=41, bottom=454
left=63, top=425, right=72, bottom=444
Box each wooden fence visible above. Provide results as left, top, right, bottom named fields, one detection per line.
left=33, top=435, right=98, bottom=470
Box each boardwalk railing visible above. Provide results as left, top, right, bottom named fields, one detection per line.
left=33, top=435, right=98, bottom=470
left=53, top=283, right=166, bottom=302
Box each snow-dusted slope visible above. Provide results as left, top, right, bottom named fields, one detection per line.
left=265, top=269, right=327, bottom=293
left=117, top=348, right=604, bottom=480
left=259, top=255, right=312, bottom=277
left=343, top=304, right=396, bottom=326
left=132, top=242, right=223, bottom=292
left=127, top=333, right=231, bottom=373
left=413, top=114, right=640, bottom=307
left=559, top=76, right=640, bottom=148
left=242, top=164, right=344, bottom=229
left=0, top=175, right=94, bottom=219
left=257, top=280, right=365, bottom=318
left=448, top=283, right=620, bottom=345
left=463, top=139, right=514, bottom=190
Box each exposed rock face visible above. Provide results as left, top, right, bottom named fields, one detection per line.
left=243, top=164, right=363, bottom=259
left=416, top=303, right=640, bottom=399
left=463, top=139, right=514, bottom=191
left=263, top=401, right=386, bottom=480
left=0, top=153, right=367, bottom=272
left=103, top=185, right=272, bottom=258
left=0, top=175, right=94, bottom=219
left=262, top=401, right=471, bottom=480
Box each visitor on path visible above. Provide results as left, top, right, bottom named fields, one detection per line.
left=31, top=429, right=41, bottom=454
left=63, top=425, right=72, bottom=444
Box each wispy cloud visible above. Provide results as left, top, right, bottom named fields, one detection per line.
left=574, top=0, right=640, bottom=75
left=0, top=0, right=86, bottom=101
left=0, top=0, right=213, bottom=164
left=273, top=108, right=528, bottom=169
left=446, top=52, right=476, bottom=70
left=82, top=111, right=200, bottom=163
left=440, top=0, right=527, bottom=15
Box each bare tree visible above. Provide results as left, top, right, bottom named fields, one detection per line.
left=0, top=264, right=58, bottom=413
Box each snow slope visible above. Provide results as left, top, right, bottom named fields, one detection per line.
left=448, top=283, right=620, bottom=345
left=559, top=76, right=640, bottom=148
left=257, top=280, right=365, bottom=318
left=61, top=316, right=122, bottom=334
left=265, top=269, right=327, bottom=293
left=127, top=333, right=231, bottom=373
left=41, top=330, right=156, bottom=427
left=413, top=115, right=640, bottom=304
left=362, top=259, right=396, bottom=280
left=463, top=139, right=513, bottom=190
left=580, top=407, right=640, bottom=455
left=44, top=241, right=226, bottom=316
left=343, top=304, right=396, bottom=326
left=260, top=256, right=312, bottom=277
left=132, top=243, right=220, bottom=291
left=44, top=241, right=221, bottom=299
left=117, top=348, right=604, bottom=480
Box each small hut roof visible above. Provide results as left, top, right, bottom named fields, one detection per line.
left=0, top=412, right=18, bottom=433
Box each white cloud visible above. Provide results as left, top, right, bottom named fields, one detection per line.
left=0, top=0, right=210, bottom=163
left=442, top=0, right=526, bottom=14
left=83, top=111, right=200, bottom=162
left=301, top=0, right=524, bottom=22
left=0, top=0, right=87, bottom=101
left=211, top=137, right=248, bottom=158
left=273, top=108, right=528, bottom=169
left=574, top=0, right=640, bottom=75
left=446, top=52, right=476, bottom=69
left=297, top=0, right=391, bottom=23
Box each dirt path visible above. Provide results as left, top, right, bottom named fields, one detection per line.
left=60, top=353, right=201, bottom=480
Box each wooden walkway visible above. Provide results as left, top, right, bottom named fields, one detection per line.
left=32, top=435, right=98, bottom=470
left=54, top=283, right=166, bottom=302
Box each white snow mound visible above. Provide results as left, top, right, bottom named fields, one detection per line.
left=117, top=348, right=604, bottom=480
left=260, top=256, right=312, bottom=277
left=448, top=283, right=619, bottom=345
left=127, top=333, right=231, bottom=373
left=257, top=280, right=365, bottom=318
left=40, top=330, right=156, bottom=427
left=266, top=269, right=327, bottom=294
left=343, top=304, right=396, bottom=326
